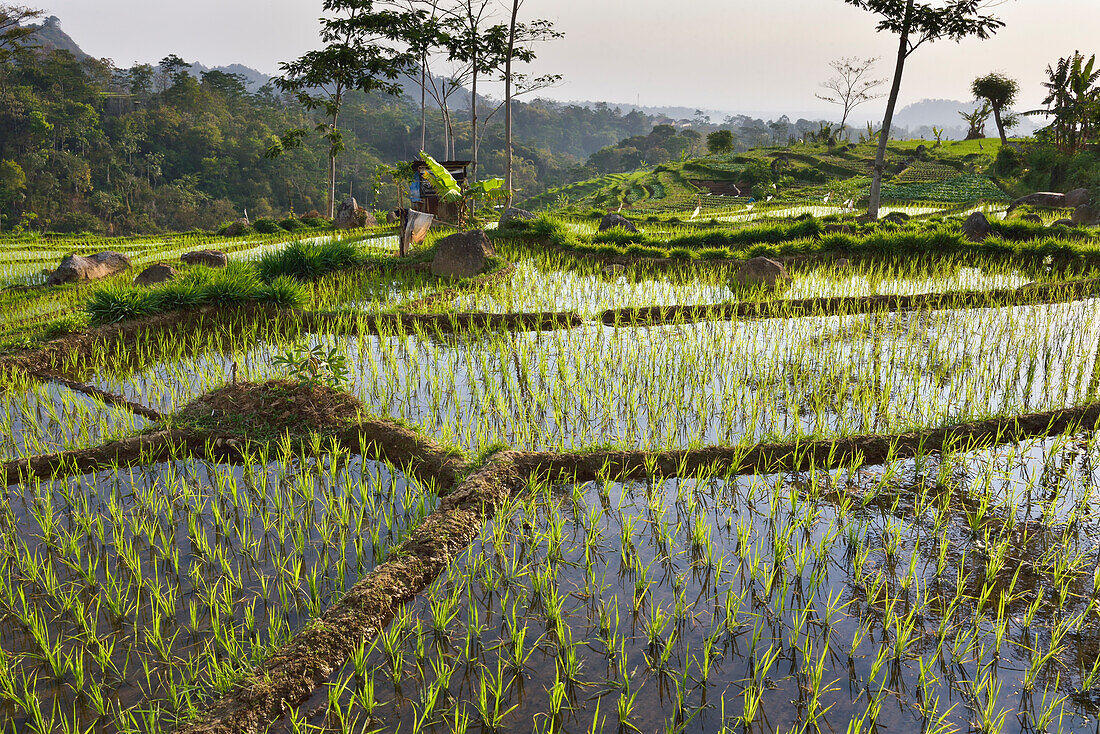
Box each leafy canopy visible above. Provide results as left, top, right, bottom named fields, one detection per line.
left=842, top=0, right=1005, bottom=56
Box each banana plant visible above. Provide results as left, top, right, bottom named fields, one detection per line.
left=419, top=152, right=506, bottom=226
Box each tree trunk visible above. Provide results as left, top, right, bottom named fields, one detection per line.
left=328, top=108, right=340, bottom=220
left=869, top=0, right=912, bottom=220
left=470, top=67, right=478, bottom=182
left=420, top=59, right=427, bottom=153
left=992, top=105, right=1007, bottom=146
left=504, top=0, right=519, bottom=207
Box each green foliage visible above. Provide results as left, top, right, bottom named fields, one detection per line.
left=706, top=130, right=735, bottom=154
left=256, top=239, right=365, bottom=282
left=272, top=343, right=350, bottom=390
left=85, top=262, right=306, bottom=324
left=252, top=218, right=284, bottom=234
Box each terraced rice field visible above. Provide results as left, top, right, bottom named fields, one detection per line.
left=3, top=212, right=1100, bottom=733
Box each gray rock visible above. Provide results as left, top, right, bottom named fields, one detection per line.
left=1065, top=188, right=1091, bottom=208
left=735, top=257, right=789, bottom=288
left=962, top=212, right=991, bottom=242
left=1008, top=192, right=1066, bottom=211
left=134, top=263, right=178, bottom=287
left=222, top=218, right=251, bottom=237
left=598, top=213, right=638, bottom=233
left=882, top=212, right=910, bottom=224
left=499, top=207, right=536, bottom=226
left=1020, top=214, right=1043, bottom=224
left=334, top=196, right=379, bottom=229
left=1072, top=205, right=1098, bottom=226
left=1050, top=219, right=1076, bottom=228
left=48, top=252, right=131, bottom=285
left=835, top=258, right=851, bottom=270
left=181, top=250, right=228, bottom=268
left=431, top=230, right=495, bottom=279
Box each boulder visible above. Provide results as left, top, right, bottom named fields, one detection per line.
left=47, top=252, right=131, bottom=286
left=499, top=207, right=536, bottom=226
left=735, top=257, right=789, bottom=288
left=1020, top=214, right=1043, bottom=224
left=962, top=212, right=991, bottom=242
left=181, top=250, right=229, bottom=268
left=334, top=196, right=378, bottom=229
left=1072, top=205, right=1098, bottom=226
left=598, top=213, right=638, bottom=233
left=824, top=224, right=852, bottom=235
left=222, top=218, right=251, bottom=237
left=1050, top=219, right=1076, bottom=228
left=882, top=212, right=910, bottom=224
left=134, top=263, right=177, bottom=287
left=431, top=230, right=495, bottom=279
left=1065, top=188, right=1091, bottom=208
left=1008, top=192, right=1066, bottom=211
left=602, top=263, right=626, bottom=277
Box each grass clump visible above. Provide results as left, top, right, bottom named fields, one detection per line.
left=257, top=239, right=366, bottom=282
left=86, top=262, right=305, bottom=324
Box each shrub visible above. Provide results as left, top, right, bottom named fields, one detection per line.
left=252, top=218, right=284, bottom=234
left=279, top=217, right=309, bottom=232
left=49, top=212, right=104, bottom=235
left=299, top=216, right=329, bottom=228
left=257, top=239, right=364, bottom=282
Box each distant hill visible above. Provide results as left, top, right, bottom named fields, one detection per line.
left=20, top=16, right=274, bottom=92
left=893, top=98, right=1040, bottom=140
left=20, top=16, right=88, bottom=59
left=187, top=62, right=272, bottom=92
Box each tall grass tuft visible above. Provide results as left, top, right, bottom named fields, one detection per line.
left=257, top=239, right=365, bottom=282
left=86, top=263, right=306, bottom=324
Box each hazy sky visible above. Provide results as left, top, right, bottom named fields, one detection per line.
left=37, top=0, right=1099, bottom=119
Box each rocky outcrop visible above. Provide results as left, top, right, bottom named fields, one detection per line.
left=47, top=252, right=131, bottom=285
left=1008, top=192, right=1066, bottom=211
left=181, top=250, right=228, bottom=268
left=1072, top=205, right=1098, bottom=226
left=431, top=230, right=495, bottom=279
left=334, top=196, right=379, bottom=229
left=1065, top=188, right=1091, bottom=209
left=734, top=257, right=788, bottom=288
left=598, top=213, right=638, bottom=233
left=499, top=207, right=535, bottom=226
left=134, top=263, right=177, bottom=287
left=962, top=212, right=991, bottom=242
left=222, top=218, right=251, bottom=237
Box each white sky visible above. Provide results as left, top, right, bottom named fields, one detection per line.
left=37, top=0, right=1099, bottom=118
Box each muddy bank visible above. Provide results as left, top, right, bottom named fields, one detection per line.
left=28, top=370, right=164, bottom=421
left=601, top=276, right=1100, bottom=325
left=178, top=454, right=518, bottom=734
left=294, top=309, right=584, bottom=335
left=512, top=402, right=1100, bottom=481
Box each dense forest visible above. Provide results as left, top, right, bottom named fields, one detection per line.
left=0, top=21, right=657, bottom=234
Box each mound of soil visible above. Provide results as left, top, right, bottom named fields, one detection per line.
left=174, top=379, right=364, bottom=441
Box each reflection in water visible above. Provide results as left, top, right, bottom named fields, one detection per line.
left=296, top=434, right=1100, bottom=732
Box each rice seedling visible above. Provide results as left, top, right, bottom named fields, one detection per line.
left=0, top=446, right=438, bottom=731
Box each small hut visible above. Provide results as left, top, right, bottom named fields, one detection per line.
left=409, top=159, right=470, bottom=222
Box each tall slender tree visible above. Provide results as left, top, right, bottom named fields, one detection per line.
left=502, top=2, right=561, bottom=205
left=272, top=0, right=413, bottom=218
left=971, top=72, right=1018, bottom=145
left=815, top=56, right=886, bottom=137
left=842, top=0, right=1005, bottom=218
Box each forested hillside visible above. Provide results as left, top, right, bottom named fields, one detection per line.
left=0, top=23, right=654, bottom=234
